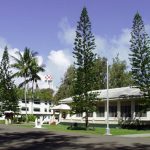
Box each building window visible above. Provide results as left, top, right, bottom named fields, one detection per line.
left=34, top=100, right=40, bottom=104
left=96, top=106, right=104, bottom=117
left=49, top=109, right=51, bottom=112
left=44, top=108, right=47, bottom=112
left=76, top=113, right=82, bottom=117
left=21, top=107, right=29, bottom=111
left=109, top=105, right=117, bottom=117
left=135, top=103, right=147, bottom=117
left=45, top=101, right=47, bottom=105
left=34, top=108, right=40, bottom=112
left=121, top=105, right=131, bottom=117
left=22, top=100, right=29, bottom=103
left=49, top=101, right=51, bottom=105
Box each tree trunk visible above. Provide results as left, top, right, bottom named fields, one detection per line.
left=31, top=80, right=34, bottom=114
left=85, top=111, right=89, bottom=129
left=24, top=75, right=28, bottom=123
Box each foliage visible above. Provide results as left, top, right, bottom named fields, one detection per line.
left=54, top=65, right=76, bottom=103
left=0, top=47, right=19, bottom=112
left=92, top=57, right=107, bottom=90
left=109, top=54, right=133, bottom=88
left=17, top=88, right=54, bottom=101
left=129, top=12, right=150, bottom=104
left=72, top=7, right=98, bottom=128
left=19, top=115, right=26, bottom=122
left=11, top=47, right=45, bottom=121
left=25, top=57, right=45, bottom=100
left=36, top=88, right=54, bottom=101
left=118, top=119, right=150, bottom=130
left=27, top=114, right=36, bottom=122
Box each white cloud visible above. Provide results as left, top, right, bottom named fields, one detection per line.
left=46, top=49, right=73, bottom=89
left=48, top=50, right=72, bottom=70
left=0, top=37, right=10, bottom=49
left=110, top=28, right=130, bottom=63
left=95, top=35, right=108, bottom=56
left=95, top=28, right=130, bottom=65
left=58, top=17, right=76, bottom=46
left=35, top=55, right=43, bottom=66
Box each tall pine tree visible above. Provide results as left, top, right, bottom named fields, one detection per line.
left=72, top=7, right=97, bottom=128
left=129, top=12, right=150, bottom=104
left=0, top=47, right=18, bottom=113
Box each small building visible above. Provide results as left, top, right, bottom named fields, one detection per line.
left=58, top=87, right=150, bottom=124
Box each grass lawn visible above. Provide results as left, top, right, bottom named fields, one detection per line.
left=0, top=120, right=5, bottom=124
left=13, top=123, right=150, bottom=136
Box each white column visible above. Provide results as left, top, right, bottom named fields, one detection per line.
left=117, top=101, right=121, bottom=119
left=147, top=111, right=150, bottom=120
left=104, top=101, right=107, bottom=120
left=93, top=112, right=96, bottom=123
left=131, top=100, right=135, bottom=119
left=59, top=111, right=62, bottom=122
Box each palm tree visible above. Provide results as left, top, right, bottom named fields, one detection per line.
left=29, top=58, right=45, bottom=113
left=11, top=47, right=38, bottom=122
left=30, top=58, right=45, bottom=92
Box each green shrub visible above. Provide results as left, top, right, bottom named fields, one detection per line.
left=28, top=114, right=36, bottom=122
left=18, top=115, right=26, bottom=122
left=13, top=117, right=18, bottom=123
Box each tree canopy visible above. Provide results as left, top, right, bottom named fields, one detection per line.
left=0, top=47, right=18, bottom=113
left=129, top=12, right=150, bottom=102
left=72, top=7, right=97, bottom=128
left=109, top=54, right=132, bottom=88
left=54, top=65, right=75, bottom=103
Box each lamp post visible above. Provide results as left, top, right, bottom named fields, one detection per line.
left=105, top=60, right=111, bottom=135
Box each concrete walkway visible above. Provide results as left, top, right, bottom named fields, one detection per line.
left=0, top=124, right=150, bottom=150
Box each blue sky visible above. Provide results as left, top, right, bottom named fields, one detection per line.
left=0, top=0, right=150, bottom=90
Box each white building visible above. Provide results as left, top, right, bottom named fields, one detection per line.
left=57, top=87, right=150, bottom=124
left=1, top=87, right=150, bottom=125
left=0, top=99, right=55, bottom=122
left=19, top=99, right=52, bottom=114
left=18, top=99, right=55, bottom=121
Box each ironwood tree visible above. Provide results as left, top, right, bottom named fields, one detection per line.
left=0, top=47, right=18, bottom=113
left=129, top=12, right=150, bottom=105
left=72, top=7, right=97, bottom=128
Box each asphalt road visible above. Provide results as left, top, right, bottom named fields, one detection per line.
left=0, top=124, right=150, bottom=150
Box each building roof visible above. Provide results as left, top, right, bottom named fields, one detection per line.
left=51, top=104, right=71, bottom=110
left=59, top=87, right=143, bottom=103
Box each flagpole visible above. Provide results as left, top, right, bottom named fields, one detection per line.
left=106, top=60, right=111, bottom=135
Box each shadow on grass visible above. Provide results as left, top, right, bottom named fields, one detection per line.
left=66, top=123, right=95, bottom=131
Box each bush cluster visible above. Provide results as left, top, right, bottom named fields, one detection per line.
left=118, top=119, right=150, bottom=130
left=13, top=114, right=36, bottom=123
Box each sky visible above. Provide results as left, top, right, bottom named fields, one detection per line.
left=0, top=0, right=150, bottom=90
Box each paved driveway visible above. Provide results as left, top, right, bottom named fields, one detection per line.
left=0, top=124, right=150, bottom=150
